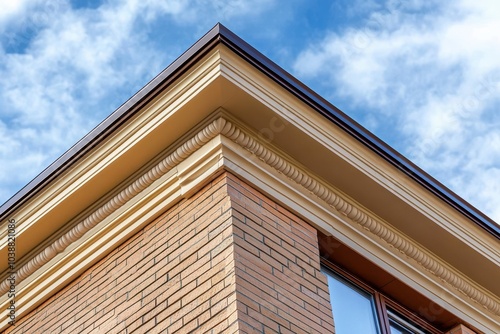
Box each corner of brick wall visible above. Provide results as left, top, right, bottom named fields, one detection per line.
left=6, top=172, right=334, bottom=333
left=225, top=173, right=334, bottom=333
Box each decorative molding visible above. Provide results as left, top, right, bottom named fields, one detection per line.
left=2, top=117, right=499, bottom=320
left=218, top=119, right=500, bottom=318
left=0, top=117, right=226, bottom=294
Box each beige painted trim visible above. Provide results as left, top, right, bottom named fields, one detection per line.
left=1, top=116, right=498, bottom=333
left=217, top=46, right=499, bottom=266
left=218, top=136, right=499, bottom=333
left=0, top=47, right=224, bottom=270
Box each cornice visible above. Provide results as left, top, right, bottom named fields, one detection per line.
left=216, top=118, right=500, bottom=319
left=0, top=118, right=226, bottom=295
left=216, top=46, right=499, bottom=270
left=217, top=24, right=499, bottom=239
left=0, top=46, right=224, bottom=277
left=2, top=24, right=497, bottom=244
left=1, top=117, right=499, bottom=332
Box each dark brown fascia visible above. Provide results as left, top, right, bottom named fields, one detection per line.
left=1, top=23, right=498, bottom=239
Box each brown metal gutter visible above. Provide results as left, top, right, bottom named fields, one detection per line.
left=216, top=24, right=500, bottom=239
left=1, top=23, right=498, bottom=240
left=0, top=24, right=222, bottom=222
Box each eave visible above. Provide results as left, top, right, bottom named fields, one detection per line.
left=1, top=24, right=498, bottom=240
left=0, top=23, right=498, bottom=332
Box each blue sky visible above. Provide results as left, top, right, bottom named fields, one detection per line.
left=1, top=0, right=499, bottom=224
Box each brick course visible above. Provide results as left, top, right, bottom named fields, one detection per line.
left=7, top=172, right=334, bottom=333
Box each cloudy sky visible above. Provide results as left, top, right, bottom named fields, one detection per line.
left=0, top=0, right=499, bottom=224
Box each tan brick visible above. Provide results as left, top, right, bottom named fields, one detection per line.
left=10, top=173, right=335, bottom=334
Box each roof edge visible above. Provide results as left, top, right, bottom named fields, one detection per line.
left=0, top=23, right=223, bottom=221
left=216, top=24, right=499, bottom=239
left=1, top=23, right=498, bottom=240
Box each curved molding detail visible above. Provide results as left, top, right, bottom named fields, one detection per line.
left=3, top=117, right=499, bottom=318
left=0, top=117, right=227, bottom=294
left=219, top=122, right=500, bottom=317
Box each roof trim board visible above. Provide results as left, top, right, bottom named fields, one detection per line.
left=1, top=23, right=498, bottom=239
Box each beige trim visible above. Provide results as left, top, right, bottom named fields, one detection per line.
left=0, top=47, right=224, bottom=272
left=216, top=119, right=500, bottom=312
left=217, top=45, right=499, bottom=300
left=217, top=46, right=499, bottom=267
left=1, top=116, right=498, bottom=332
left=0, top=118, right=226, bottom=295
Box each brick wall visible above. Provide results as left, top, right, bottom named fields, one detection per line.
left=7, top=172, right=334, bottom=333
left=226, top=175, right=334, bottom=333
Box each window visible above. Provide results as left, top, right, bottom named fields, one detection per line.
left=323, top=266, right=440, bottom=334
left=326, top=272, right=380, bottom=334
left=388, top=309, right=428, bottom=334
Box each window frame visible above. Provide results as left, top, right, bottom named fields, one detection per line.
left=388, top=309, right=428, bottom=334
left=322, top=259, right=443, bottom=334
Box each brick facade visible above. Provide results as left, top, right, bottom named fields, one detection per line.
left=7, top=172, right=334, bottom=333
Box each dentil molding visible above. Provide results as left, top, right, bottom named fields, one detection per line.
left=2, top=116, right=499, bottom=320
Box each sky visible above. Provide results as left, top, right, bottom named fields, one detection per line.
left=0, top=0, right=499, bottom=224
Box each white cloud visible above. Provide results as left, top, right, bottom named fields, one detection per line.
left=0, top=0, right=276, bottom=206
left=0, top=0, right=183, bottom=203
left=0, top=0, right=32, bottom=25
left=1, top=5, right=169, bottom=144
left=293, top=1, right=500, bottom=223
